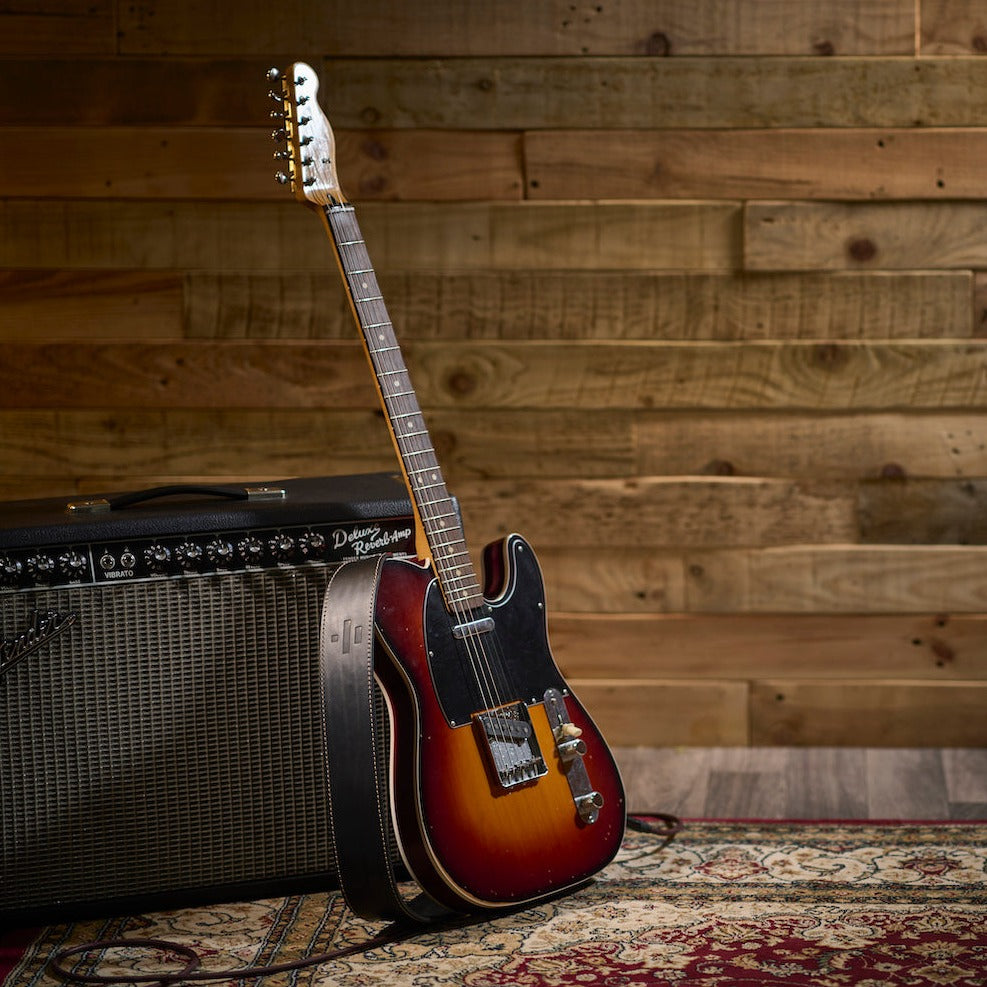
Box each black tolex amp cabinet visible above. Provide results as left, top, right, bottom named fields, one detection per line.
left=0, top=473, right=415, bottom=926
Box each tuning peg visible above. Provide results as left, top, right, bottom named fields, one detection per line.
left=267, top=68, right=281, bottom=82
left=294, top=74, right=307, bottom=84
left=274, top=172, right=290, bottom=185
left=299, top=115, right=311, bottom=125
left=270, top=110, right=285, bottom=120
left=273, top=149, right=290, bottom=160
left=268, top=90, right=283, bottom=102
left=271, top=127, right=287, bottom=142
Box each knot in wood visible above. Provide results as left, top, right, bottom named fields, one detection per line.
left=360, top=106, right=382, bottom=125
left=361, top=139, right=388, bottom=161
left=879, top=462, right=908, bottom=481
left=847, top=237, right=878, bottom=263
left=812, top=39, right=835, bottom=55
left=446, top=369, right=477, bottom=397
left=812, top=342, right=849, bottom=370
left=644, top=31, right=671, bottom=56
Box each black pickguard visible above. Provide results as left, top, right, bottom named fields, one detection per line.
left=423, top=536, right=567, bottom=727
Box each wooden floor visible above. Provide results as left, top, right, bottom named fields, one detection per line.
left=613, top=747, right=987, bottom=821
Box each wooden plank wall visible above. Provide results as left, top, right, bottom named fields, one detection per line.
left=2, top=0, right=986, bottom=747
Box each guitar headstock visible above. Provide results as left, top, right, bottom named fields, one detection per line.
left=268, top=62, right=346, bottom=207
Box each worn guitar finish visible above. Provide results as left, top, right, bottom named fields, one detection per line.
left=273, top=63, right=626, bottom=910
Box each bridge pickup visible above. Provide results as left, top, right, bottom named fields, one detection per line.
left=475, top=701, right=548, bottom=790
left=452, top=615, right=495, bottom=639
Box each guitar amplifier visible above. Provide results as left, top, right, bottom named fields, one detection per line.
left=0, top=473, right=415, bottom=926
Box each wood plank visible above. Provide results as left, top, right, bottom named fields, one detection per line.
left=536, top=545, right=987, bottom=613
left=0, top=409, right=632, bottom=480
left=0, top=58, right=271, bottom=126
left=682, top=545, right=987, bottom=613
left=526, top=129, right=987, bottom=200
left=312, top=57, right=987, bottom=129
left=455, top=477, right=856, bottom=549
left=0, top=1, right=114, bottom=55
left=0, top=128, right=523, bottom=202
left=22, top=339, right=987, bottom=412
left=865, top=749, right=950, bottom=818
left=785, top=749, right=871, bottom=819
left=0, top=201, right=739, bottom=272
left=116, top=0, right=915, bottom=56
left=571, top=678, right=749, bottom=746
left=750, top=680, right=987, bottom=746
left=745, top=201, right=987, bottom=271
left=0, top=270, right=182, bottom=340
left=184, top=270, right=973, bottom=341
left=858, top=477, right=987, bottom=544
left=635, top=412, right=987, bottom=480
left=549, top=613, right=987, bottom=680
left=920, top=0, right=987, bottom=54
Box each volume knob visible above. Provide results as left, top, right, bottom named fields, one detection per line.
left=144, top=543, right=172, bottom=572
left=25, top=553, right=56, bottom=582
left=0, top=555, right=22, bottom=585
left=268, top=533, right=295, bottom=561
left=174, top=541, right=203, bottom=569
left=206, top=539, right=234, bottom=566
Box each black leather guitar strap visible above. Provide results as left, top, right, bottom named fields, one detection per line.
left=318, top=554, right=456, bottom=925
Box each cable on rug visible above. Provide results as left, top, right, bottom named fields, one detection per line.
left=48, top=813, right=681, bottom=986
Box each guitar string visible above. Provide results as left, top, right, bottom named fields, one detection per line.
left=332, top=209, right=532, bottom=780
left=328, top=208, right=521, bottom=758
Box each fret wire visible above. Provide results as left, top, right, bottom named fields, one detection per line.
left=327, top=206, right=483, bottom=606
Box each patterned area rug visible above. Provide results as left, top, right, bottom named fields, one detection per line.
left=4, top=821, right=987, bottom=987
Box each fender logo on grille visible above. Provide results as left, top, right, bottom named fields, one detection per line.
left=0, top=609, right=78, bottom=678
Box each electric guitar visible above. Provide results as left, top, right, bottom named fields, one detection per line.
left=270, top=63, right=625, bottom=911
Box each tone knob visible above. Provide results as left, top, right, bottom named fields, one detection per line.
left=268, top=533, right=295, bottom=561
left=58, top=550, right=88, bottom=579
left=206, top=539, right=234, bottom=566
left=174, top=541, right=204, bottom=569
left=144, top=543, right=172, bottom=572
left=237, top=536, right=265, bottom=564
left=298, top=531, right=326, bottom=557
left=0, top=555, right=22, bottom=585
left=25, top=553, right=56, bottom=581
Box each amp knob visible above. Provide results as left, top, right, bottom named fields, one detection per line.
left=58, top=550, right=88, bottom=579
left=237, top=536, right=265, bottom=565
left=268, top=533, right=295, bottom=561
left=0, top=555, right=22, bottom=585
left=25, top=553, right=56, bottom=581
left=206, top=539, right=234, bottom=566
left=298, top=531, right=326, bottom=557
left=174, top=541, right=204, bottom=569
left=144, top=543, right=172, bottom=571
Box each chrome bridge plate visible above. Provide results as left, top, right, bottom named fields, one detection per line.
left=475, top=701, right=548, bottom=789
left=543, top=687, right=604, bottom=824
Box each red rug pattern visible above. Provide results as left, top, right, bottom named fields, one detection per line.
left=3, top=821, right=986, bottom=987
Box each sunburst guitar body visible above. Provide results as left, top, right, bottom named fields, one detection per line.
left=272, top=62, right=626, bottom=912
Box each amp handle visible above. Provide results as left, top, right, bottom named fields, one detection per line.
left=66, top=484, right=286, bottom=514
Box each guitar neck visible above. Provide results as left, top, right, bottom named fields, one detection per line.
left=324, top=203, right=484, bottom=613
